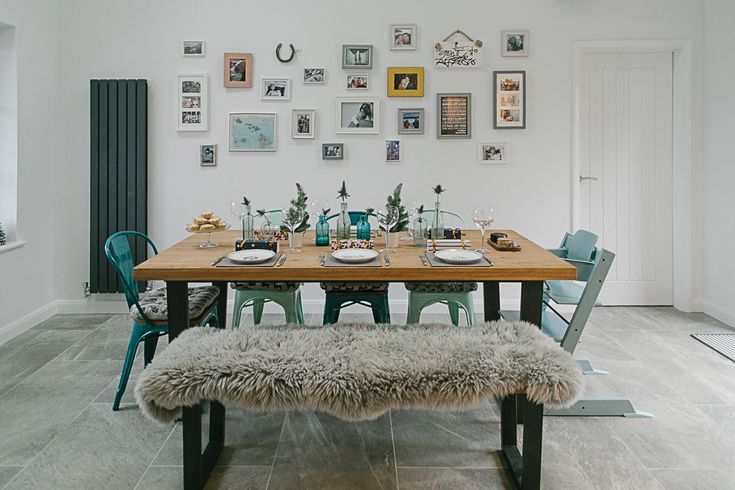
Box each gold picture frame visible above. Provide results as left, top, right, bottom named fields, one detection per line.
left=386, top=67, right=424, bottom=97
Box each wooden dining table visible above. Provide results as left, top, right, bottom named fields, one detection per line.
left=133, top=228, right=576, bottom=490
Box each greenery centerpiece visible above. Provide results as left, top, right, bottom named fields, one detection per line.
left=384, top=183, right=409, bottom=233
left=281, top=183, right=310, bottom=234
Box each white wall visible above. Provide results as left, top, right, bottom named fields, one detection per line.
left=702, top=0, right=735, bottom=326
left=0, top=0, right=60, bottom=337
left=0, top=0, right=707, bottom=326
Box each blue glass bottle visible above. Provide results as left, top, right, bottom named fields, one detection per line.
left=356, top=213, right=371, bottom=240
left=315, top=214, right=330, bottom=246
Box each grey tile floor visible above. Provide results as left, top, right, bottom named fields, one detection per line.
left=0, top=308, right=734, bottom=489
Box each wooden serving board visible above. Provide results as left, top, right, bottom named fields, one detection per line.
left=488, top=239, right=522, bottom=252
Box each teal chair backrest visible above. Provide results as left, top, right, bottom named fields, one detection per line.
left=261, top=209, right=284, bottom=228
left=327, top=210, right=378, bottom=225
left=104, top=231, right=157, bottom=311
left=562, top=229, right=598, bottom=261
left=420, top=209, right=467, bottom=229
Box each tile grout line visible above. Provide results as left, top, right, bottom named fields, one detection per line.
left=133, top=422, right=178, bottom=490
left=265, top=413, right=288, bottom=490
left=602, top=417, right=666, bottom=488
left=389, top=410, right=400, bottom=490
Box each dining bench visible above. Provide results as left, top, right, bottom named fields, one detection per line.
left=135, top=321, right=583, bottom=490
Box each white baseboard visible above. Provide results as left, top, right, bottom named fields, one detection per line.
left=0, top=301, right=58, bottom=345
left=702, top=300, right=735, bottom=328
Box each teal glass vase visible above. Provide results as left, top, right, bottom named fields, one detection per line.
left=356, top=214, right=371, bottom=240
left=315, top=215, right=330, bottom=246
left=336, top=202, right=351, bottom=239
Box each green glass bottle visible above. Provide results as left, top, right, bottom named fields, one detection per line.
left=356, top=213, right=371, bottom=240
left=315, top=214, right=330, bottom=246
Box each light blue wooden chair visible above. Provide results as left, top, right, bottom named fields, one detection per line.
left=105, top=231, right=219, bottom=411
left=405, top=210, right=476, bottom=326
left=231, top=209, right=305, bottom=328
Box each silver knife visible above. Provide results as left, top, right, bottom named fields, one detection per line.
left=319, top=253, right=326, bottom=266
left=275, top=254, right=287, bottom=267
left=211, top=255, right=226, bottom=266
left=384, top=254, right=391, bottom=267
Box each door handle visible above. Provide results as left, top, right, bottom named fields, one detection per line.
left=579, top=176, right=599, bottom=182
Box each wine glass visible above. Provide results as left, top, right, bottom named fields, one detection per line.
left=230, top=201, right=247, bottom=241
left=282, top=206, right=304, bottom=254
left=378, top=205, right=399, bottom=253
left=473, top=206, right=494, bottom=253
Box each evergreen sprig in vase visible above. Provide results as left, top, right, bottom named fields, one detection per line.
left=316, top=208, right=331, bottom=246
left=336, top=180, right=351, bottom=239
left=242, top=197, right=254, bottom=241
left=431, top=184, right=446, bottom=240
left=413, top=205, right=427, bottom=248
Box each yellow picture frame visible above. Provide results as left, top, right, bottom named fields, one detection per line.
left=386, top=67, right=424, bottom=97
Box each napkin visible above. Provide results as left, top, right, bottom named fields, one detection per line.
left=432, top=239, right=472, bottom=248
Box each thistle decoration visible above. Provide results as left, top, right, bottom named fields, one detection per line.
left=256, top=209, right=271, bottom=228
left=242, top=196, right=251, bottom=206
left=321, top=208, right=331, bottom=217
left=337, top=180, right=350, bottom=201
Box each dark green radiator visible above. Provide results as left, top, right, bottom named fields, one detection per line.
left=90, top=79, right=148, bottom=294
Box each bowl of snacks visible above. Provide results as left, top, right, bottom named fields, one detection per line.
left=186, top=212, right=230, bottom=248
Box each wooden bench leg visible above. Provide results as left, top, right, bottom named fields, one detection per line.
left=182, top=402, right=225, bottom=490
left=499, top=395, right=544, bottom=490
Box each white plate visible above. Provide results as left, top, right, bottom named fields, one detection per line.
left=434, top=249, right=483, bottom=264
left=331, top=249, right=379, bottom=263
left=227, top=249, right=276, bottom=264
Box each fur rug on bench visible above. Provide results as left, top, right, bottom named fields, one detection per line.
left=135, top=321, right=583, bottom=423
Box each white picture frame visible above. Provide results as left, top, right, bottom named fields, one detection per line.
left=261, top=78, right=291, bottom=100
left=303, top=68, right=326, bottom=84
left=292, top=109, right=316, bottom=139
left=479, top=142, right=510, bottom=164
left=390, top=24, right=417, bottom=50
left=177, top=73, right=208, bottom=132
left=228, top=112, right=277, bottom=152
left=182, top=40, right=205, bottom=57
left=386, top=139, right=401, bottom=162
left=335, top=97, right=380, bottom=134
left=346, top=73, right=369, bottom=90
left=502, top=30, right=529, bottom=57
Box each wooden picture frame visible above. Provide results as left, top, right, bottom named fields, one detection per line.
left=387, top=67, right=424, bottom=97
left=223, top=52, right=253, bottom=88
left=493, top=71, right=526, bottom=129
left=177, top=73, right=207, bottom=132
left=436, top=93, right=471, bottom=139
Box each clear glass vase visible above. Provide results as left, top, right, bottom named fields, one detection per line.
left=243, top=205, right=254, bottom=241
left=315, top=215, right=330, bottom=246
left=413, top=215, right=427, bottom=248
left=356, top=214, right=371, bottom=240
left=431, top=201, right=444, bottom=240
left=336, top=202, right=351, bottom=239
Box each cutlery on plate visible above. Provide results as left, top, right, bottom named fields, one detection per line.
left=383, top=254, right=391, bottom=267
left=275, top=255, right=287, bottom=267
left=418, top=254, right=428, bottom=266
left=319, top=253, right=326, bottom=266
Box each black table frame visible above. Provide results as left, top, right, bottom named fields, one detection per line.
left=166, top=280, right=544, bottom=490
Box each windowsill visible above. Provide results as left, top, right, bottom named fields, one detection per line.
left=0, top=240, right=26, bottom=254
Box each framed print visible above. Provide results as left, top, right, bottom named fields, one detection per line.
left=322, top=143, right=344, bottom=160
left=434, top=41, right=482, bottom=69
left=292, top=109, right=316, bottom=139
left=228, top=112, right=276, bottom=152
left=223, top=52, right=253, bottom=88
left=177, top=74, right=207, bottom=132
left=502, top=31, right=529, bottom=57
left=493, top=71, right=526, bottom=129
left=304, top=68, right=325, bottom=84
left=200, top=144, right=216, bottom=166
left=346, top=73, right=368, bottom=90
left=387, top=67, right=424, bottom=97
left=261, top=78, right=291, bottom=100
left=397, top=108, right=424, bottom=134
left=182, top=40, right=205, bottom=57
left=386, top=140, right=401, bottom=162
left=335, top=97, right=380, bottom=134
left=342, top=44, right=373, bottom=69
left=390, top=24, right=417, bottom=50
left=479, top=142, right=509, bottom=164
left=437, top=93, right=471, bottom=139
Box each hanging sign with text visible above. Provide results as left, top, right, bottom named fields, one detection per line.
left=434, top=41, right=482, bottom=69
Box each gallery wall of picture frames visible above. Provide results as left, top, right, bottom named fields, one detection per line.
left=179, top=27, right=530, bottom=165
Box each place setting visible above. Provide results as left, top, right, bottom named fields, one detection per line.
left=419, top=205, right=494, bottom=267
left=212, top=249, right=286, bottom=267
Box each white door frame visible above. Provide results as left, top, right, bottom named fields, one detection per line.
left=571, top=40, right=693, bottom=312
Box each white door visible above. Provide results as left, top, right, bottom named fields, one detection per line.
left=578, top=52, right=673, bottom=305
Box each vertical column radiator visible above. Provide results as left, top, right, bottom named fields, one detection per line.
left=89, top=79, right=148, bottom=294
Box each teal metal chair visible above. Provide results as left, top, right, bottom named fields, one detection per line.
left=105, top=231, right=219, bottom=411
left=231, top=209, right=305, bottom=327
left=321, top=210, right=390, bottom=324
left=405, top=210, right=476, bottom=326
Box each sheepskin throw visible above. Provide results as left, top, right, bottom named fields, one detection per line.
left=135, top=321, right=583, bottom=424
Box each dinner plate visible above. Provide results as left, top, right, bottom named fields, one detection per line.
left=227, top=249, right=276, bottom=264
left=434, top=249, right=483, bottom=264
left=331, top=249, right=379, bottom=263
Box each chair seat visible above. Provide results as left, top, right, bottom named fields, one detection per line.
left=545, top=280, right=602, bottom=306
left=320, top=282, right=389, bottom=293
left=405, top=282, right=478, bottom=293
left=131, top=286, right=219, bottom=323
left=231, top=282, right=301, bottom=292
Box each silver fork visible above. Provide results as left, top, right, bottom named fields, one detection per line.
left=319, top=253, right=326, bottom=266
left=383, top=254, right=391, bottom=267
left=418, top=254, right=428, bottom=266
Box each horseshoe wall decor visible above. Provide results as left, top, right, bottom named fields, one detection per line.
left=275, top=43, right=296, bottom=63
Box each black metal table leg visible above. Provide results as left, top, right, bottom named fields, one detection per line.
left=519, top=281, right=543, bottom=328
left=483, top=281, right=501, bottom=321
left=182, top=405, right=202, bottom=490
left=212, top=281, right=228, bottom=329
left=166, top=281, right=189, bottom=341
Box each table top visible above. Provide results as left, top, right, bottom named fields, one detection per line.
left=133, top=229, right=576, bottom=282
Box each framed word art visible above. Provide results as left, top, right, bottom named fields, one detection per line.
left=177, top=73, right=207, bottom=131
left=437, top=93, right=471, bottom=139
left=493, top=71, right=526, bottom=129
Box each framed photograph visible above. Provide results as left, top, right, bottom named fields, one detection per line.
left=342, top=44, right=373, bottom=69
left=223, top=53, right=253, bottom=88
left=390, top=24, right=417, bottom=50
left=397, top=108, right=424, bottom=134
left=479, top=142, right=509, bottom=164
left=177, top=74, right=207, bottom=132
left=292, top=109, right=316, bottom=139
left=386, top=140, right=401, bottom=162
left=304, top=68, right=325, bottom=84
left=346, top=73, right=368, bottom=90
left=493, top=71, right=526, bottom=129
left=387, top=67, right=424, bottom=97
left=228, top=112, right=276, bottom=152
left=502, top=31, right=529, bottom=57
left=182, top=40, right=205, bottom=57
left=437, top=93, right=471, bottom=139
left=261, top=78, right=291, bottom=100
left=322, top=143, right=344, bottom=160
left=200, top=144, right=216, bottom=166
left=335, top=97, right=380, bottom=134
